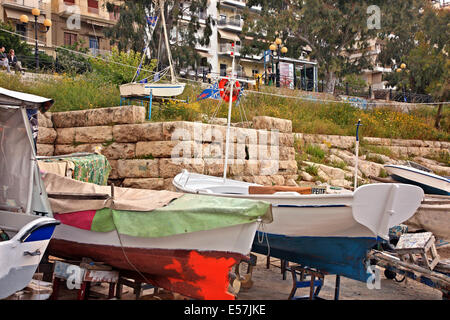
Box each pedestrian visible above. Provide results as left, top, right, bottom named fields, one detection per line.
left=8, top=49, right=25, bottom=74
left=0, top=47, right=11, bottom=73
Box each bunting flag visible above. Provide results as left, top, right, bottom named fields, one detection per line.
left=235, top=86, right=245, bottom=106
left=146, top=15, right=158, bottom=27
left=135, top=61, right=143, bottom=78
left=196, top=82, right=221, bottom=101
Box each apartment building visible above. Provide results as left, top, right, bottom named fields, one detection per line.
left=51, top=0, right=121, bottom=56
left=0, top=0, right=53, bottom=54
left=0, top=0, right=122, bottom=56
left=176, top=0, right=265, bottom=79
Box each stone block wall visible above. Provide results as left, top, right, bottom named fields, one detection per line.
left=37, top=106, right=298, bottom=190
left=294, top=133, right=450, bottom=159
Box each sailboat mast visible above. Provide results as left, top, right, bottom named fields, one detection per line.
left=159, top=0, right=176, bottom=84
left=223, top=42, right=237, bottom=182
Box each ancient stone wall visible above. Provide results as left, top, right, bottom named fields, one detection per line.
left=36, top=106, right=449, bottom=191
left=294, top=133, right=450, bottom=159
left=37, top=106, right=298, bottom=190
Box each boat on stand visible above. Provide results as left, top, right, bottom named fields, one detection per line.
left=0, top=87, right=272, bottom=300
left=119, top=0, right=186, bottom=99
left=173, top=44, right=425, bottom=282
left=0, top=88, right=60, bottom=299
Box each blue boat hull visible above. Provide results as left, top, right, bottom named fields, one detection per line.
left=390, top=174, right=449, bottom=196
left=252, top=232, right=378, bottom=282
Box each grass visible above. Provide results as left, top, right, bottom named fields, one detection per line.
left=305, top=164, right=319, bottom=177
left=426, top=150, right=450, bottom=166
left=1, top=73, right=448, bottom=142
left=305, top=144, right=326, bottom=162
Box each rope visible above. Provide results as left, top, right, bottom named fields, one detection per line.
left=2, top=26, right=448, bottom=107
left=257, top=219, right=270, bottom=258
left=180, top=76, right=450, bottom=107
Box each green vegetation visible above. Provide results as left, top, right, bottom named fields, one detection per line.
left=305, top=164, right=319, bottom=177
left=1, top=73, right=448, bottom=142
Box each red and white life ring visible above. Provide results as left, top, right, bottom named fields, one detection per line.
left=219, top=79, right=241, bottom=102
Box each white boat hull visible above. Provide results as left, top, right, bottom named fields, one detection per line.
left=406, top=201, right=450, bottom=240
left=173, top=171, right=425, bottom=282
left=119, top=82, right=186, bottom=98
left=0, top=216, right=59, bottom=299
left=385, top=165, right=450, bottom=196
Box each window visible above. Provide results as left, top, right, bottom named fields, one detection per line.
left=220, top=64, right=227, bottom=76
left=64, top=32, right=78, bottom=46
left=89, top=36, right=99, bottom=55
left=88, top=0, right=99, bottom=14
left=16, top=24, right=26, bottom=39
left=88, top=0, right=98, bottom=8
left=109, top=5, right=120, bottom=21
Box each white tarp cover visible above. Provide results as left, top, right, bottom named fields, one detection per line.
left=0, top=87, right=53, bottom=112
left=0, top=107, right=31, bottom=212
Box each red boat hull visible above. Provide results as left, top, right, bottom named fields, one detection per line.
left=48, top=239, right=245, bottom=300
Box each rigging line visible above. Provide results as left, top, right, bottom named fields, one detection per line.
left=180, top=76, right=450, bottom=106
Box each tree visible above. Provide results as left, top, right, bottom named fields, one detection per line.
left=243, top=0, right=381, bottom=93
left=0, top=21, right=32, bottom=56
left=90, top=47, right=157, bottom=85
left=105, top=0, right=213, bottom=71
left=377, top=3, right=449, bottom=128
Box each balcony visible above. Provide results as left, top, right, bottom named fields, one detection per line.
left=219, top=43, right=241, bottom=55
left=217, top=16, right=243, bottom=31
left=2, top=0, right=46, bottom=10
left=219, top=0, right=246, bottom=8
left=181, top=10, right=208, bottom=22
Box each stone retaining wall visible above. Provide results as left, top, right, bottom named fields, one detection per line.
left=294, top=133, right=450, bottom=158
left=37, top=106, right=298, bottom=190
left=36, top=106, right=449, bottom=191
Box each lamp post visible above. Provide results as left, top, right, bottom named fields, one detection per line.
left=20, top=9, right=51, bottom=72
left=396, top=63, right=408, bottom=102
left=269, top=38, right=288, bottom=88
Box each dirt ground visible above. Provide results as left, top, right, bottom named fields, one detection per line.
left=51, top=253, right=445, bottom=301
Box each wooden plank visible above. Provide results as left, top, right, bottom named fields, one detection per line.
left=369, top=250, right=450, bottom=286
left=248, top=186, right=312, bottom=195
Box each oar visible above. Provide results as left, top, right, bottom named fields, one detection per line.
left=354, top=119, right=362, bottom=189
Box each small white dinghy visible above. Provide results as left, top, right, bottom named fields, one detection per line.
left=120, top=82, right=186, bottom=98
left=385, top=164, right=450, bottom=196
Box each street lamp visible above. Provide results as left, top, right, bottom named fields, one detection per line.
left=269, top=38, right=288, bottom=87
left=396, top=63, right=408, bottom=102
left=20, top=9, right=51, bottom=72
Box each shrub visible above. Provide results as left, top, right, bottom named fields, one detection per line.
left=89, top=47, right=157, bottom=85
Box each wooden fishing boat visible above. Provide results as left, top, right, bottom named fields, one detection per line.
left=173, top=171, right=424, bottom=282
left=385, top=164, right=450, bottom=196
left=0, top=87, right=272, bottom=300
left=405, top=195, right=450, bottom=240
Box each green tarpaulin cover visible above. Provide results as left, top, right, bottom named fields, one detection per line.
left=90, top=194, right=272, bottom=238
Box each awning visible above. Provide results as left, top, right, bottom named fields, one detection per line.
left=218, top=29, right=240, bottom=42
left=5, top=8, right=45, bottom=24
left=197, top=51, right=212, bottom=58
